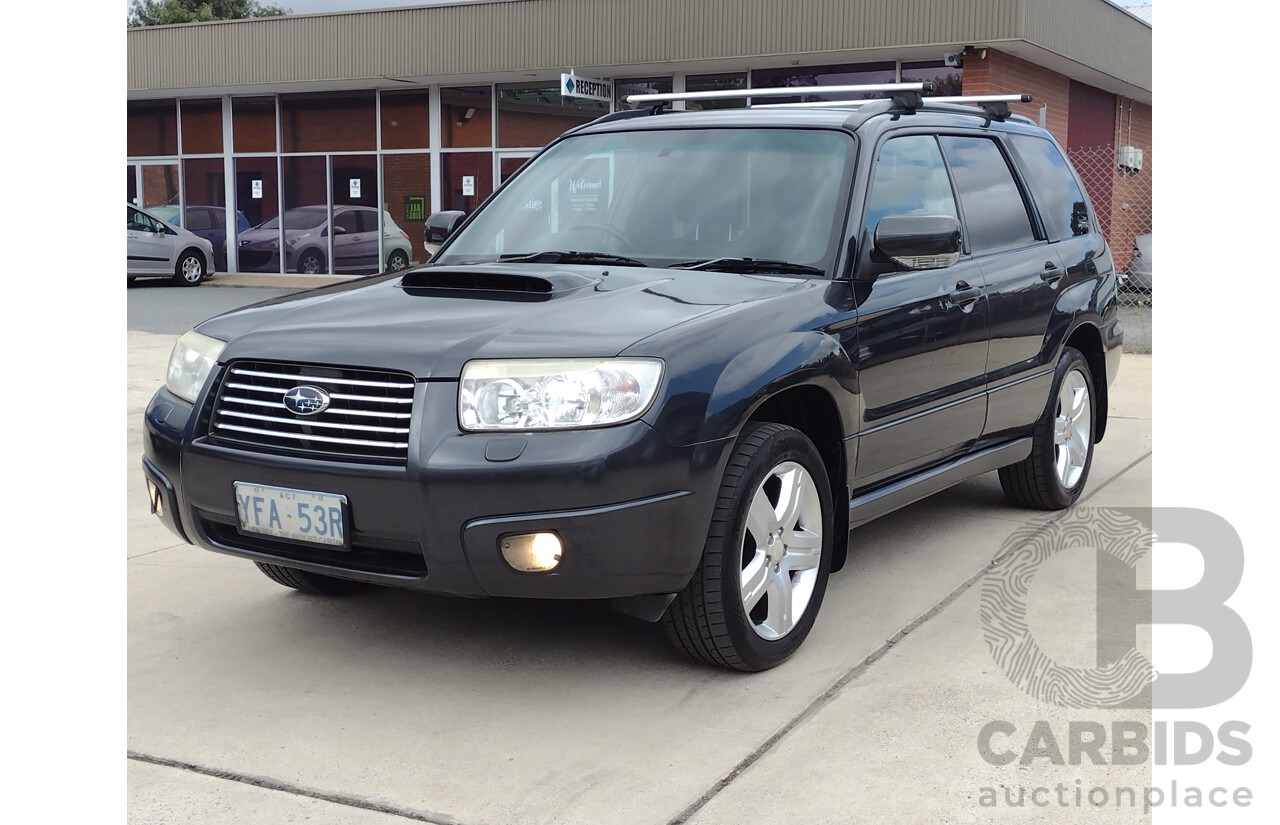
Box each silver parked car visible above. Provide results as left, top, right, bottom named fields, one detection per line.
left=236, top=205, right=414, bottom=275
left=1121, top=232, right=1152, bottom=293
left=127, top=204, right=216, bottom=287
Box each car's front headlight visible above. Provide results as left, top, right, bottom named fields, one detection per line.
left=459, top=358, right=663, bottom=431
left=165, top=330, right=227, bottom=404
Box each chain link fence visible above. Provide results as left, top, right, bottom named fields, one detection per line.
left=1068, top=144, right=1152, bottom=350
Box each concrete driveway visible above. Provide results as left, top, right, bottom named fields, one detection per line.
left=128, top=329, right=1153, bottom=824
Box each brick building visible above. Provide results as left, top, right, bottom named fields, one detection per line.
left=126, top=0, right=1152, bottom=275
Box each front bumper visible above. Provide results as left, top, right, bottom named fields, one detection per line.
left=143, top=381, right=732, bottom=600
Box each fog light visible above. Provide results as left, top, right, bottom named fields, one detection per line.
left=146, top=479, right=163, bottom=518
left=500, top=532, right=562, bottom=572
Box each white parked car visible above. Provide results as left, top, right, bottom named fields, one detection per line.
left=127, top=204, right=216, bottom=286
left=1121, top=232, right=1152, bottom=293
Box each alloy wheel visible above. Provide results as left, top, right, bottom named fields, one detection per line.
left=740, top=460, right=823, bottom=640
left=1052, top=368, right=1092, bottom=488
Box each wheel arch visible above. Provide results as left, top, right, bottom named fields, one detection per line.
left=685, top=331, right=855, bottom=572
left=745, top=383, right=851, bottom=573
left=295, top=247, right=327, bottom=273
left=1062, top=321, right=1109, bottom=443
left=177, top=246, right=207, bottom=268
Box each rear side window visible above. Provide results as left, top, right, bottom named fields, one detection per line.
left=1009, top=134, right=1091, bottom=241
left=862, top=135, right=958, bottom=239
left=186, top=208, right=212, bottom=230
left=938, top=135, right=1036, bottom=253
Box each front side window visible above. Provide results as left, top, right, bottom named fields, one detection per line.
left=939, top=135, right=1037, bottom=253
left=862, top=134, right=959, bottom=240
left=434, top=128, right=854, bottom=273
left=128, top=207, right=163, bottom=233
left=1008, top=134, right=1091, bottom=241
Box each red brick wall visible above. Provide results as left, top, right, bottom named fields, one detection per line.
left=961, top=49, right=1070, bottom=145
left=497, top=107, right=597, bottom=149
left=280, top=94, right=377, bottom=153
left=140, top=164, right=178, bottom=207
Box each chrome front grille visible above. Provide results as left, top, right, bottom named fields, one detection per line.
left=209, top=361, right=416, bottom=464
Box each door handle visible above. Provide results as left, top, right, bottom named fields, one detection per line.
left=1041, top=261, right=1064, bottom=283
left=949, top=281, right=983, bottom=308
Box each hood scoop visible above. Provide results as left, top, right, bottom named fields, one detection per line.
left=398, top=267, right=600, bottom=300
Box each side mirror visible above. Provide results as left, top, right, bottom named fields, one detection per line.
left=873, top=214, right=962, bottom=272
left=424, top=210, right=466, bottom=244
left=332, top=225, right=348, bottom=235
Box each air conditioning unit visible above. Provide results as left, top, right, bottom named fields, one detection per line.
left=1117, top=145, right=1144, bottom=173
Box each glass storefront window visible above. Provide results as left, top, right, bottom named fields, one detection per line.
left=140, top=164, right=179, bottom=212
left=233, top=97, right=277, bottom=153
left=380, top=90, right=430, bottom=150
left=180, top=98, right=223, bottom=154
left=499, top=155, right=531, bottom=186
left=441, top=152, right=493, bottom=214
left=901, top=61, right=963, bottom=96
left=685, top=73, right=748, bottom=110
left=751, top=62, right=896, bottom=104
left=496, top=82, right=605, bottom=148
left=233, top=157, right=280, bottom=272
left=127, top=166, right=138, bottom=205
left=280, top=156, right=330, bottom=273
left=182, top=158, right=225, bottom=211
left=330, top=155, right=380, bottom=274
left=281, top=92, right=376, bottom=153
left=442, top=86, right=492, bottom=148
left=128, top=101, right=178, bottom=156
left=182, top=158, right=229, bottom=270
left=382, top=153, right=431, bottom=264
left=615, top=77, right=672, bottom=110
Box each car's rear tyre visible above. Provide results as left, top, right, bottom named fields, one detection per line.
left=297, top=250, right=326, bottom=275
left=999, top=346, right=1095, bottom=510
left=254, top=562, right=361, bottom=595
left=386, top=250, right=410, bottom=271
left=663, top=422, right=833, bottom=671
left=172, top=250, right=206, bottom=286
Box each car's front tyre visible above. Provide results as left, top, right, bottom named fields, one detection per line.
left=296, top=250, right=326, bottom=275
left=254, top=562, right=361, bottom=595
left=663, top=422, right=833, bottom=671
left=173, top=250, right=206, bottom=286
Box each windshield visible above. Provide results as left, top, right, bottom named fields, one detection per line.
left=433, top=127, right=854, bottom=273
left=259, top=206, right=329, bottom=231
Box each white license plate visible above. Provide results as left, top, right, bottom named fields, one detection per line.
left=234, top=482, right=348, bottom=547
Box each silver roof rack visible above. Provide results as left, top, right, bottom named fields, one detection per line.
left=623, top=84, right=1033, bottom=125
left=625, top=82, right=935, bottom=106
left=751, top=94, right=1032, bottom=109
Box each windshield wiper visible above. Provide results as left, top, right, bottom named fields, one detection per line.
left=668, top=257, right=825, bottom=277
left=499, top=251, right=649, bottom=267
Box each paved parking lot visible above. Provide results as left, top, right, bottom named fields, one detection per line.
left=128, top=318, right=1152, bottom=824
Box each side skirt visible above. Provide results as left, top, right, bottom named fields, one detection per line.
left=848, top=438, right=1032, bottom=530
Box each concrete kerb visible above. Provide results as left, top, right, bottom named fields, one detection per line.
left=204, top=272, right=358, bottom=289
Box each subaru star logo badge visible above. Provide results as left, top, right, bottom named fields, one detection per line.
left=283, top=385, right=331, bottom=416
